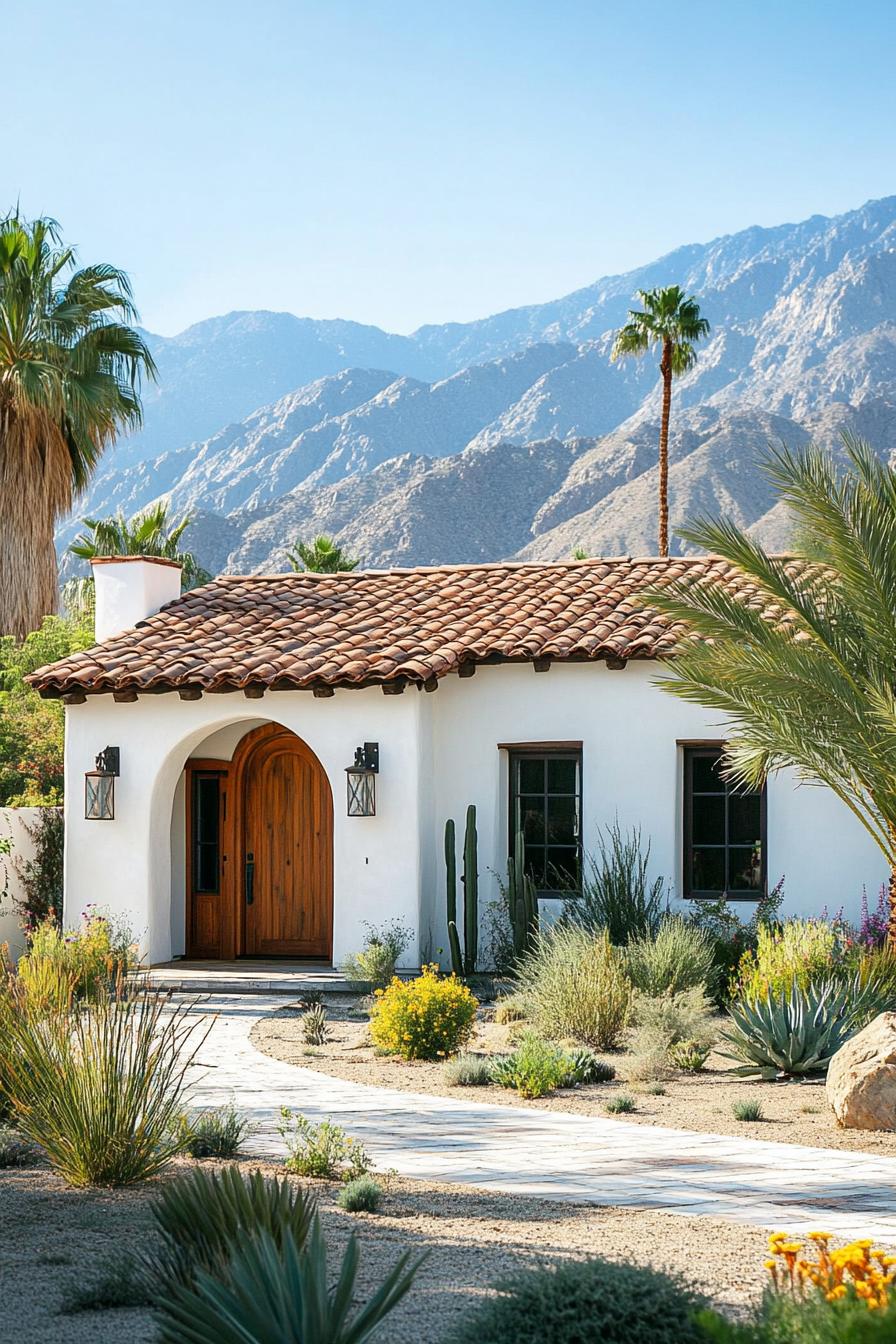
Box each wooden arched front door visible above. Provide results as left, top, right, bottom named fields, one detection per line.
left=238, top=727, right=333, bottom=957
left=184, top=724, right=333, bottom=960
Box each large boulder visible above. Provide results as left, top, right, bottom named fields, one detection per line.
left=827, top=1012, right=896, bottom=1130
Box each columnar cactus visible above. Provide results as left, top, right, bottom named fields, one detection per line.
left=443, top=806, right=479, bottom=978
left=462, top=805, right=479, bottom=977
left=507, top=828, right=539, bottom=959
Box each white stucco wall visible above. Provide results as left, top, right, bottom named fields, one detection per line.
left=62, top=661, right=887, bottom=967
left=65, top=691, right=425, bottom=966
left=423, top=662, right=886, bottom=952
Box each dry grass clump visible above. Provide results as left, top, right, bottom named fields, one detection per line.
left=511, top=926, right=632, bottom=1049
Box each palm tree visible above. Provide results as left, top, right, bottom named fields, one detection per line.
left=286, top=534, right=359, bottom=573
left=64, top=503, right=211, bottom=617
left=611, top=286, right=710, bottom=556
left=649, top=435, right=896, bottom=935
left=0, top=212, right=156, bottom=638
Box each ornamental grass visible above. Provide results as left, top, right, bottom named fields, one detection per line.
left=511, top=926, right=632, bottom=1049
left=1, top=974, right=209, bottom=1186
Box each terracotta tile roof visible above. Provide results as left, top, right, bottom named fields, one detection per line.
left=28, top=556, right=782, bottom=698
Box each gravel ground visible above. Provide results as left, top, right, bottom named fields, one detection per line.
left=1, top=1154, right=777, bottom=1343
left=251, top=999, right=896, bottom=1154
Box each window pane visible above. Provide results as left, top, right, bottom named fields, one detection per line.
left=524, top=847, right=547, bottom=887
left=546, top=846, right=580, bottom=890
left=692, top=794, right=725, bottom=845
left=196, top=843, right=218, bottom=893
left=729, top=846, right=763, bottom=891
left=692, top=753, right=723, bottom=792
left=690, top=846, right=725, bottom=893
left=547, top=794, right=578, bottom=845
left=519, top=797, right=545, bottom=844
left=196, top=776, right=220, bottom=845
left=547, top=757, right=578, bottom=793
left=729, top=793, right=761, bottom=845
left=517, top=758, right=544, bottom=793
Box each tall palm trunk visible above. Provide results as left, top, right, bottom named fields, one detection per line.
left=0, top=407, right=70, bottom=639
left=658, top=340, right=673, bottom=556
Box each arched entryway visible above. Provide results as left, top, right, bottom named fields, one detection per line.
left=185, top=723, right=334, bottom=960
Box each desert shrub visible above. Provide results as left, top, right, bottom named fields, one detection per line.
left=446, top=1255, right=707, bottom=1344
left=174, top=1104, right=248, bottom=1159
left=300, top=1003, right=329, bottom=1045
left=338, top=1175, right=382, bottom=1213
left=2, top=984, right=207, bottom=1186
left=720, top=979, right=873, bottom=1078
left=605, top=1093, right=637, bottom=1114
left=686, top=883, right=784, bottom=1005
left=493, top=995, right=527, bottom=1024
left=156, top=1219, right=422, bottom=1344
left=278, top=1108, right=370, bottom=1180
left=60, top=1255, right=152, bottom=1313
left=626, top=917, right=717, bottom=997
left=733, top=920, right=842, bottom=1003
left=512, top=926, right=632, bottom=1049
left=565, top=822, right=666, bottom=944
left=11, top=806, right=64, bottom=933
left=699, top=1291, right=896, bottom=1342
left=852, top=944, right=896, bottom=1005
left=0, top=1123, right=37, bottom=1167
left=490, top=1032, right=574, bottom=1099
left=18, top=907, right=137, bottom=1005
left=732, top=1099, right=764, bottom=1122
left=342, top=918, right=413, bottom=990
left=628, top=987, right=717, bottom=1080
left=145, top=1164, right=317, bottom=1291
left=443, top=1052, right=493, bottom=1087
left=669, top=1040, right=712, bottom=1072
left=563, top=1047, right=615, bottom=1084
left=369, top=964, right=477, bottom=1061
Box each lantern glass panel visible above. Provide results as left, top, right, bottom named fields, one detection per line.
left=346, top=769, right=375, bottom=817
left=85, top=772, right=114, bottom=820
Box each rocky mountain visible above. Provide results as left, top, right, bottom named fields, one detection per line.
left=61, top=195, right=896, bottom=575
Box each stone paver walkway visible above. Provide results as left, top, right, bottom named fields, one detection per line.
left=185, top=995, right=896, bottom=1242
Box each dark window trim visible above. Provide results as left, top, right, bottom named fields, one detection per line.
left=682, top=744, right=767, bottom=900
left=503, top=744, right=583, bottom=898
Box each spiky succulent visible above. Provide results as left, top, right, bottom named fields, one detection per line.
left=719, top=977, right=880, bottom=1079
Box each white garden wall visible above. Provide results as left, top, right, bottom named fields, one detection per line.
left=0, top=806, right=46, bottom=962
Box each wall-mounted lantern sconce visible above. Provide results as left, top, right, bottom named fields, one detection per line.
left=345, top=742, right=379, bottom=817
left=85, top=746, right=120, bottom=821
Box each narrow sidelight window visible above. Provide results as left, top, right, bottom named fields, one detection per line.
left=683, top=746, right=766, bottom=898
left=509, top=749, right=582, bottom=894
left=192, top=773, right=221, bottom=894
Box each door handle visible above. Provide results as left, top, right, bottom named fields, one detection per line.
left=245, top=851, right=255, bottom=905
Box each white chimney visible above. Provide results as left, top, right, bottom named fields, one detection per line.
left=91, top=557, right=183, bottom=643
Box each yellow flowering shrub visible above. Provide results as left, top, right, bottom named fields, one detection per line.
left=733, top=921, right=840, bottom=1002
left=369, top=964, right=477, bottom=1061
left=766, top=1230, right=896, bottom=1310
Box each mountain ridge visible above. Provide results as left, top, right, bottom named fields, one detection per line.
left=60, top=194, right=896, bottom=579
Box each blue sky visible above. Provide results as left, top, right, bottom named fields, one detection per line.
left=7, top=1, right=896, bottom=336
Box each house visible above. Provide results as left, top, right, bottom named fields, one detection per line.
left=28, top=554, right=884, bottom=968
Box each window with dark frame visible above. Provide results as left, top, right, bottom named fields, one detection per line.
left=683, top=746, right=766, bottom=899
left=191, top=773, right=222, bottom=895
left=508, top=749, right=582, bottom=894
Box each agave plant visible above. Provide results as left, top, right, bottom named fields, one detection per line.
left=156, top=1218, right=424, bottom=1344
left=719, top=977, right=880, bottom=1079
left=145, top=1164, right=317, bottom=1290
